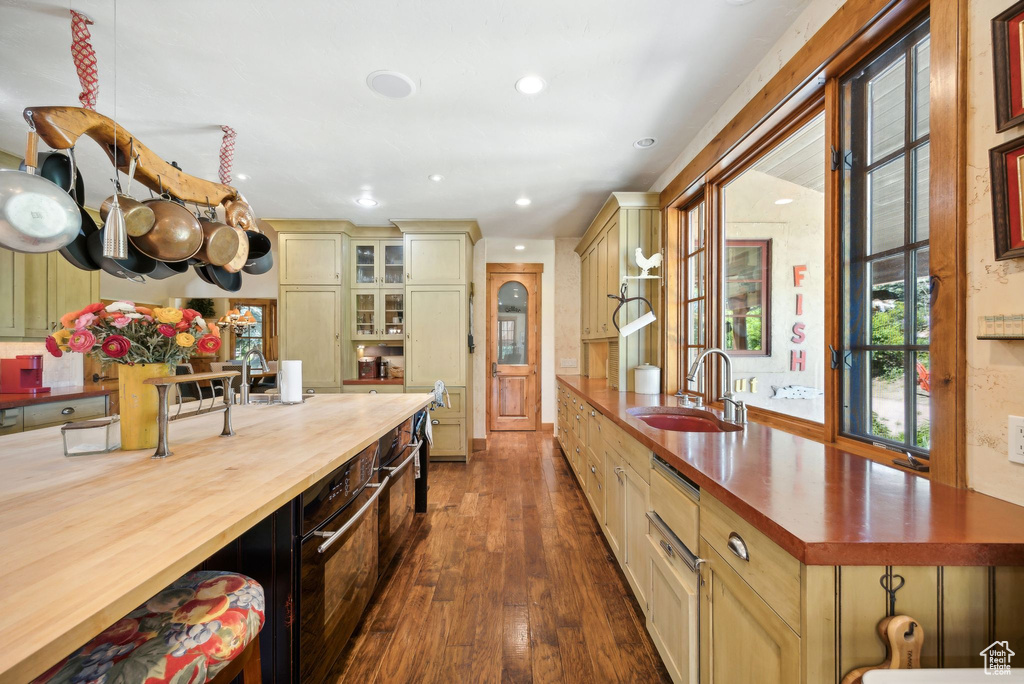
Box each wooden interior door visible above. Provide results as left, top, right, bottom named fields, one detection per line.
left=487, top=266, right=541, bottom=431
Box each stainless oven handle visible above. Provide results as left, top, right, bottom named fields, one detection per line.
left=380, top=441, right=422, bottom=476
left=316, top=476, right=390, bottom=554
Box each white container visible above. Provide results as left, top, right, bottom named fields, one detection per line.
left=280, top=360, right=303, bottom=404
left=634, top=364, right=661, bottom=395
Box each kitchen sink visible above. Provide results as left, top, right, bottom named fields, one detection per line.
left=626, top=406, right=742, bottom=433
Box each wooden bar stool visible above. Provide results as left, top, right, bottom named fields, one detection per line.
left=32, top=571, right=264, bottom=684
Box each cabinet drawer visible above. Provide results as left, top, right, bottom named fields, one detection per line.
left=700, top=492, right=802, bottom=632
left=0, top=407, right=23, bottom=435
left=650, top=459, right=699, bottom=554
left=342, top=385, right=405, bottom=394
left=24, top=396, right=106, bottom=429
left=407, top=386, right=464, bottom=417
left=586, top=455, right=605, bottom=521
left=427, top=418, right=466, bottom=458
left=601, top=416, right=651, bottom=483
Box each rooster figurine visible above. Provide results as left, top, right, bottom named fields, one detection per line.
left=635, top=248, right=663, bottom=277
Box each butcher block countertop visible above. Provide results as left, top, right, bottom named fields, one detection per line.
left=558, top=375, right=1024, bottom=567
left=0, top=393, right=431, bottom=683
left=0, top=386, right=110, bottom=410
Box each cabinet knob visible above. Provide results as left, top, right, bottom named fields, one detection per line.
left=407, top=272, right=411, bottom=280
left=431, top=419, right=440, bottom=425
left=590, top=464, right=596, bottom=473
left=61, top=407, right=75, bottom=416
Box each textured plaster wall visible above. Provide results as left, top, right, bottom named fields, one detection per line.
left=965, top=0, right=1024, bottom=505
left=554, top=238, right=582, bottom=381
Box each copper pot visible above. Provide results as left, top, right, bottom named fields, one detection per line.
left=196, top=215, right=241, bottom=267
left=100, top=195, right=155, bottom=237
left=131, top=198, right=203, bottom=262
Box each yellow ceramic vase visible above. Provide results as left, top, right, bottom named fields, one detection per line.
left=118, top=363, right=172, bottom=450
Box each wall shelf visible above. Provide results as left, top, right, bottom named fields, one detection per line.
left=977, top=335, right=1024, bottom=340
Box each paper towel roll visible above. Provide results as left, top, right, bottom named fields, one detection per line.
left=280, top=360, right=303, bottom=404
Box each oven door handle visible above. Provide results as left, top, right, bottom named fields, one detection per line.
left=379, top=440, right=422, bottom=476
left=315, top=476, right=390, bottom=554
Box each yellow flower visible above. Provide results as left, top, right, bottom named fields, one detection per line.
left=175, top=333, right=195, bottom=348
left=53, top=329, right=71, bottom=346
left=155, top=308, right=184, bottom=324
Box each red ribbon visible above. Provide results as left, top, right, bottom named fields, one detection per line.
left=70, top=10, right=98, bottom=110
left=219, top=126, right=237, bottom=185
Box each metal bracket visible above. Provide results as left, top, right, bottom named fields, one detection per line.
left=880, top=571, right=906, bottom=616
left=608, top=282, right=655, bottom=334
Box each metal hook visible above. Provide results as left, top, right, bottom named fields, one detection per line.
left=607, top=281, right=654, bottom=334
left=880, top=572, right=905, bottom=616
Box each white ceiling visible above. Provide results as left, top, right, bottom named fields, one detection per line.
left=0, top=0, right=810, bottom=238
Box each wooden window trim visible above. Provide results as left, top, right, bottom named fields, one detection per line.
left=661, top=0, right=966, bottom=487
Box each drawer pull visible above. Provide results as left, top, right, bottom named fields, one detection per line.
left=613, top=466, right=625, bottom=482
left=431, top=419, right=440, bottom=425
left=61, top=407, right=75, bottom=416
left=590, top=410, right=596, bottom=417
left=659, top=539, right=674, bottom=557
left=575, top=447, right=580, bottom=454
left=590, top=464, right=596, bottom=473
left=727, top=532, right=750, bottom=562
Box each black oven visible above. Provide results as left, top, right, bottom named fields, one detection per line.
left=377, top=410, right=426, bottom=576
left=297, top=441, right=381, bottom=683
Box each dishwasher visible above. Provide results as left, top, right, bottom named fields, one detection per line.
left=646, top=455, right=702, bottom=684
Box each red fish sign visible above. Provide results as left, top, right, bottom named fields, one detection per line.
left=791, top=265, right=807, bottom=372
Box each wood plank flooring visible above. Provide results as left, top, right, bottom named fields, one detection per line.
left=330, top=431, right=670, bottom=683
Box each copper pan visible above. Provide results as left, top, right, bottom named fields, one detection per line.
left=196, top=209, right=241, bottom=267
left=131, top=198, right=203, bottom=262
left=99, top=151, right=155, bottom=237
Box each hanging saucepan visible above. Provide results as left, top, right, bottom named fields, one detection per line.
left=243, top=229, right=272, bottom=275
left=0, top=132, right=82, bottom=253
left=34, top=148, right=100, bottom=271
left=196, top=263, right=242, bottom=292
left=148, top=259, right=189, bottom=280
left=222, top=225, right=249, bottom=273
left=86, top=230, right=156, bottom=281
left=195, top=207, right=240, bottom=267
left=193, top=263, right=215, bottom=285
left=132, top=196, right=203, bottom=262
left=100, top=149, right=155, bottom=237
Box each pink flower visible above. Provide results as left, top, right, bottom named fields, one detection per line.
left=197, top=334, right=221, bottom=354
left=68, top=329, right=96, bottom=353
left=157, top=324, right=176, bottom=338
left=74, top=312, right=97, bottom=330
left=101, top=335, right=131, bottom=359
left=45, top=335, right=63, bottom=358
left=112, top=316, right=132, bottom=329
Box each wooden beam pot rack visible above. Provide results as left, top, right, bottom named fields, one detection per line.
left=23, top=106, right=240, bottom=206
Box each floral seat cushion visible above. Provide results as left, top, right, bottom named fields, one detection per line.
left=33, top=571, right=264, bottom=684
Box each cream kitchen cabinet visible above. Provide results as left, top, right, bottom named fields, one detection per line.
left=404, top=233, right=468, bottom=285
left=604, top=444, right=626, bottom=561
left=0, top=250, right=24, bottom=337
left=351, top=239, right=404, bottom=288
left=279, top=286, right=342, bottom=390
left=405, top=285, right=467, bottom=387
left=648, top=522, right=699, bottom=684
left=278, top=233, right=342, bottom=285
left=351, top=288, right=404, bottom=341
left=623, top=459, right=651, bottom=610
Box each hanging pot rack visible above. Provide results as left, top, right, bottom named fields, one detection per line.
left=23, top=106, right=241, bottom=207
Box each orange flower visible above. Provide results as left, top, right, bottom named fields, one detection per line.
left=135, top=306, right=154, bottom=318
left=59, top=309, right=82, bottom=330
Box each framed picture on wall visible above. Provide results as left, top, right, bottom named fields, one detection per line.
left=989, top=135, right=1024, bottom=260
left=993, top=0, right=1024, bottom=132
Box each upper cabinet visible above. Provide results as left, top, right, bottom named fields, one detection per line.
left=0, top=250, right=99, bottom=340
left=405, top=284, right=467, bottom=386
left=405, top=233, right=468, bottom=285
left=0, top=250, right=24, bottom=337
left=279, top=233, right=342, bottom=285
left=351, top=239, right=404, bottom=288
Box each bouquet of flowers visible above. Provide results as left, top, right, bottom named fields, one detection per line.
left=45, top=301, right=222, bottom=365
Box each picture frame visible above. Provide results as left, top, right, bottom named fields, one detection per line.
left=993, top=0, right=1024, bottom=132
left=989, top=134, right=1024, bottom=260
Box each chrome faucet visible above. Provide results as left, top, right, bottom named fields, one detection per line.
left=685, top=348, right=746, bottom=424
left=240, top=348, right=269, bottom=405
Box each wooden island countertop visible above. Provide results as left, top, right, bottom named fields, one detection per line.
left=558, top=375, right=1024, bottom=567
left=0, top=393, right=431, bottom=683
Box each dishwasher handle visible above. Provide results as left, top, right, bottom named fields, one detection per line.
left=646, top=510, right=704, bottom=573
left=315, top=477, right=389, bottom=554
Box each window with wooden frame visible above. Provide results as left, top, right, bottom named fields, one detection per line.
left=663, top=0, right=963, bottom=483
left=839, top=18, right=931, bottom=457
left=724, top=239, right=771, bottom=356
left=681, top=199, right=707, bottom=395
left=229, top=299, right=278, bottom=362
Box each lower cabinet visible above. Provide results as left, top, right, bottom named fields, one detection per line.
left=622, top=461, right=651, bottom=611
left=699, top=539, right=801, bottom=684
left=603, top=445, right=626, bottom=562
left=648, top=529, right=699, bottom=684
left=428, top=417, right=466, bottom=458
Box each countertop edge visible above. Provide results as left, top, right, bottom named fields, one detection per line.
left=0, top=386, right=111, bottom=410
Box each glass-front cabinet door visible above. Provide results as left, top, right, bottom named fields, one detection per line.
left=352, top=290, right=378, bottom=338
left=352, top=241, right=378, bottom=287
left=382, top=240, right=404, bottom=285
left=381, top=289, right=405, bottom=340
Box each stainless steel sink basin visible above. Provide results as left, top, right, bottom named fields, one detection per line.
left=626, top=406, right=742, bottom=433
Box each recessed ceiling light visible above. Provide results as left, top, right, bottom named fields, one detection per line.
left=428, top=174, right=445, bottom=182
left=725, top=0, right=756, bottom=5
left=355, top=197, right=378, bottom=208
left=774, top=198, right=794, bottom=205
left=235, top=173, right=249, bottom=181
left=366, top=70, right=417, bottom=99
left=515, top=244, right=526, bottom=251
left=633, top=137, right=657, bottom=149
left=515, top=197, right=532, bottom=207
left=515, top=75, right=546, bottom=95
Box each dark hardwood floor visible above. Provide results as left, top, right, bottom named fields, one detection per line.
left=331, top=431, right=671, bottom=683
